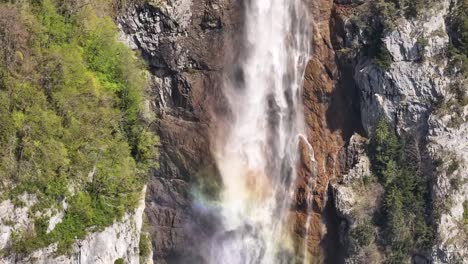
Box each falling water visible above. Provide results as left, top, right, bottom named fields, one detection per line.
left=208, top=0, right=311, bottom=263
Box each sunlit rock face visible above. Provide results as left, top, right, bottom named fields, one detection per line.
left=0, top=189, right=147, bottom=264
left=355, top=1, right=451, bottom=135
left=332, top=0, right=467, bottom=263
left=355, top=3, right=467, bottom=262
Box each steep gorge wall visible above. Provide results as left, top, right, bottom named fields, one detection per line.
left=118, top=1, right=242, bottom=262
left=118, top=0, right=365, bottom=262
left=0, top=189, right=147, bottom=264
left=119, top=0, right=467, bottom=263
left=118, top=0, right=363, bottom=262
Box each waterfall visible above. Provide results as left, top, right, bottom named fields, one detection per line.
left=208, top=0, right=312, bottom=263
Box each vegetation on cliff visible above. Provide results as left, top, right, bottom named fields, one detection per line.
left=363, top=0, right=467, bottom=75
left=368, top=119, right=434, bottom=263
left=448, top=0, right=468, bottom=77
left=0, top=0, right=157, bottom=255
left=435, top=0, right=468, bottom=128
left=350, top=0, right=439, bottom=69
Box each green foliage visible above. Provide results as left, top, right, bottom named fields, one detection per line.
left=450, top=0, right=468, bottom=55
left=356, top=0, right=440, bottom=70
left=114, top=258, right=125, bottom=264
left=349, top=220, right=376, bottom=254
left=369, top=119, right=401, bottom=180
left=0, top=0, right=158, bottom=256
left=434, top=81, right=467, bottom=128
left=450, top=82, right=468, bottom=107
left=416, top=37, right=428, bottom=61
left=368, top=118, right=434, bottom=263
left=448, top=0, right=468, bottom=77
left=139, top=233, right=151, bottom=260
left=354, top=1, right=395, bottom=70
left=375, top=43, right=394, bottom=70
left=447, top=159, right=460, bottom=175
left=374, top=0, right=437, bottom=21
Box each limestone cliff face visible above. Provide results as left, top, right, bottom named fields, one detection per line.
left=331, top=135, right=384, bottom=264
left=0, top=188, right=148, bottom=264
left=118, top=0, right=365, bottom=262
left=355, top=1, right=451, bottom=135
left=332, top=0, right=467, bottom=263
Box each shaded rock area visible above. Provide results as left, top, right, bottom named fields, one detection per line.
left=119, top=0, right=467, bottom=263
left=118, top=0, right=242, bottom=262
left=0, top=189, right=147, bottom=264
left=331, top=135, right=384, bottom=264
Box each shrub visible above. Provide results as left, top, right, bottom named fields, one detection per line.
left=416, top=36, right=429, bottom=61
left=375, top=0, right=438, bottom=20
left=375, top=44, right=394, bottom=70
left=447, top=159, right=460, bottom=175
left=368, top=118, right=434, bottom=262
left=114, top=258, right=125, bottom=264
left=350, top=220, right=375, bottom=250
left=448, top=0, right=468, bottom=77
left=139, top=233, right=151, bottom=260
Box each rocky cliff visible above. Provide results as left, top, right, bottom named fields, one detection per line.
left=116, top=0, right=364, bottom=262
left=1, top=0, right=465, bottom=262
left=118, top=1, right=242, bottom=262
left=117, top=0, right=466, bottom=263
left=292, top=0, right=363, bottom=261
left=332, top=0, right=467, bottom=263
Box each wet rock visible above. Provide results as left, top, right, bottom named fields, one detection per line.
left=118, top=0, right=241, bottom=262
left=333, top=0, right=467, bottom=262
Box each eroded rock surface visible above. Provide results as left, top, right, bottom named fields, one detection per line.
left=332, top=134, right=383, bottom=264
left=356, top=1, right=451, bottom=134
left=118, top=0, right=467, bottom=263
left=118, top=0, right=241, bottom=262
left=332, top=0, right=467, bottom=262
left=0, top=188, right=148, bottom=264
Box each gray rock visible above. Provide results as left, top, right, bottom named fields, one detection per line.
left=356, top=2, right=450, bottom=134
left=349, top=0, right=468, bottom=262
left=428, top=103, right=468, bottom=264
left=0, top=188, right=149, bottom=264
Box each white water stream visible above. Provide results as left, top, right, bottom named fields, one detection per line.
left=208, top=0, right=312, bottom=263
